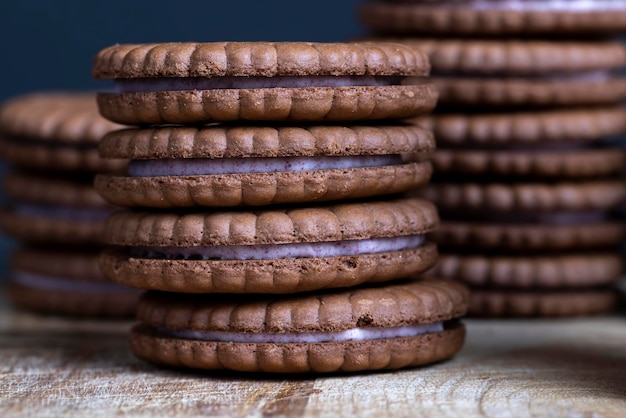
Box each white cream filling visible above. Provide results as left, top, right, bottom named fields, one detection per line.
left=400, top=0, right=626, bottom=11
left=114, top=75, right=404, bottom=93
left=156, top=322, right=444, bottom=343
left=127, top=155, right=405, bottom=177
left=130, top=234, right=425, bottom=261
left=12, top=271, right=136, bottom=293
left=14, top=203, right=112, bottom=221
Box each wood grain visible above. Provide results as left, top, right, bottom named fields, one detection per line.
left=1, top=294, right=625, bottom=418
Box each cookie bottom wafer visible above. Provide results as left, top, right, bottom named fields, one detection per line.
left=130, top=322, right=466, bottom=373
left=6, top=282, right=139, bottom=318
left=470, top=290, right=617, bottom=317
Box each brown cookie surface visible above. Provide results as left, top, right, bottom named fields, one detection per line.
left=3, top=170, right=111, bottom=209
left=428, top=76, right=626, bottom=108
left=97, top=124, right=435, bottom=207
left=93, top=42, right=437, bottom=124
left=432, top=253, right=624, bottom=289
left=469, top=290, right=617, bottom=317
left=93, top=42, right=430, bottom=79
left=130, top=279, right=468, bottom=373
left=359, top=3, right=626, bottom=36
left=397, top=39, right=626, bottom=75
left=420, top=181, right=626, bottom=213
left=412, top=107, right=626, bottom=146
left=435, top=221, right=626, bottom=251
left=432, top=148, right=626, bottom=179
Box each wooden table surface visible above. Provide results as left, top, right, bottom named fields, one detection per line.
left=1, top=294, right=625, bottom=418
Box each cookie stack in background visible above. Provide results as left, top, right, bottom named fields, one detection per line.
left=359, top=1, right=626, bottom=317
left=0, top=93, right=141, bottom=317
left=92, top=41, right=470, bottom=374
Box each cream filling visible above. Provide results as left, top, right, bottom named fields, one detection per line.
left=12, top=271, right=136, bottom=293
left=127, top=155, right=405, bottom=177
left=130, top=234, right=425, bottom=261
left=114, top=75, right=405, bottom=93
left=398, top=0, right=626, bottom=11
left=156, top=322, right=444, bottom=343
left=14, top=203, right=112, bottom=221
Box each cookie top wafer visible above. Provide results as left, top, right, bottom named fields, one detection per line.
left=421, top=181, right=626, bottom=213
left=432, top=147, right=626, bottom=179
left=0, top=93, right=126, bottom=173
left=412, top=107, right=626, bottom=147
left=137, top=279, right=469, bottom=333
left=93, top=42, right=437, bottom=124
left=359, top=1, right=626, bottom=36
left=103, top=197, right=438, bottom=247
left=398, top=40, right=626, bottom=75
left=96, top=124, right=435, bottom=207
left=432, top=253, right=624, bottom=289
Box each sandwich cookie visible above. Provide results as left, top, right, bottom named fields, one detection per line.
left=0, top=171, right=114, bottom=245
left=412, top=107, right=626, bottom=179
left=359, top=1, right=626, bottom=36
left=398, top=40, right=626, bottom=108
left=93, top=42, right=437, bottom=125
left=0, top=93, right=126, bottom=173
left=100, top=198, right=439, bottom=294
left=6, top=247, right=140, bottom=317
left=96, top=124, right=435, bottom=208
left=130, top=279, right=469, bottom=373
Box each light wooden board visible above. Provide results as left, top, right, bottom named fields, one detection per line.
left=1, top=296, right=625, bottom=418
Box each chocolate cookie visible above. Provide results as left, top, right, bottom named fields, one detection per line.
left=130, top=279, right=469, bottom=373
left=100, top=198, right=439, bottom=293
left=7, top=247, right=140, bottom=317
left=96, top=124, right=434, bottom=207
left=0, top=93, right=126, bottom=173
left=0, top=170, right=114, bottom=245
left=93, top=42, right=437, bottom=125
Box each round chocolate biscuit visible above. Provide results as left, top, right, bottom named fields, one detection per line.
left=397, top=39, right=626, bottom=76
left=93, top=42, right=437, bottom=124
left=0, top=171, right=113, bottom=245
left=359, top=1, right=626, bottom=36
left=427, top=76, right=626, bottom=108
left=432, top=253, right=624, bottom=289
left=0, top=93, right=126, bottom=173
left=435, top=221, right=626, bottom=251
left=7, top=247, right=140, bottom=317
left=96, top=124, right=435, bottom=207
left=420, top=181, right=626, bottom=213
left=130, top=279, right=469, bottom=373
left=469, top=290, right=617, bottom=317
left=432, top=147, right=626, bottom=179
left=412, top=107, right=626, bottom=147
left=100, top=198, right=439, bottom=293
left=3, top=170, right=112, bottom=209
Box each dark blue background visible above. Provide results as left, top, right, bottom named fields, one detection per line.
left=0, top=0, right=364, bottom=102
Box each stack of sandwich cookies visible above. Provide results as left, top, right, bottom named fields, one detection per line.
left=94, top=41, right=469, bottom=373
left=358, top=2, right=626, bottom=316
left=0, top=93, right=141, bottom=317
